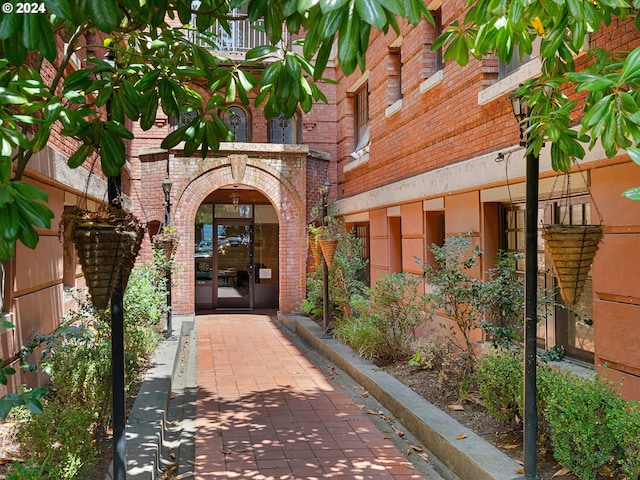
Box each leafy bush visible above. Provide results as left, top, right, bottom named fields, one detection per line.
left=477, top=349, right=640, bottom=479
left=545, top=371, right=627, bottom=480
left=476, top=348, right=524, bottom=424
left=424, top=234, right=489, bottom=358
left=49, top=338, right=112, bottom=426
left=366, top=272, right=426, bottom=363
left=332, top=314, right=384, bottom=362
left=15, top=259, right=167, bottom=472
left=16, top=400, right=97, bottom=480
left=611, top=401, right=640, bottom=478
left=409, top=333, right=472, bottom=394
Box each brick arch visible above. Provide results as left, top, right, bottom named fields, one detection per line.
left=169, top=159, right=306, bottom=315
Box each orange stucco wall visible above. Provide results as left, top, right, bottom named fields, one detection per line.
left=591, top=160, right=640, bottom=398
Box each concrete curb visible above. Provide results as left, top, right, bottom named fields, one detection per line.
left=281, top=314, right=522, bottom=480
left=106, top=315, right=195, bottom=480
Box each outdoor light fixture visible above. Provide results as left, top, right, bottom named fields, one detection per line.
left=162, top=175, right=173, bottom=339
left=162, top=176, right=173, bottom=198
left=230, top=186, right=240, bottom=209
left=510, top=90, right=532, bottom=146
left=319, top=180, right=331, bottom=337
left=510, top=89, right=540, bottom=480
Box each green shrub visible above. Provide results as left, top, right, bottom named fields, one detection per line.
left=333, top=314, right=384, bottom=362
left=5, top=461, right=43, bottom=480
left=49, top=339, right=111, bottom=424
left=612, top=401, right=640, bottom=478
left=124, top=255, right=169, bottom=330
left=16, top=400, right=97, bottom=480
left=367, top=272, right=426, bottom=363
left=545, top=371, right=626, bottom=480
left=476, top=348, right=523, bottom=424
left=476, top=348, right=554, bottom=446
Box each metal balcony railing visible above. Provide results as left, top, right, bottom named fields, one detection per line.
left=192, top=17, right=287, bottom=60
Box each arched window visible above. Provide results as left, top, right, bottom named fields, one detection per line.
left=268, top=113, right=300, bottom=144
left=221, top=105, right=251, bottom=142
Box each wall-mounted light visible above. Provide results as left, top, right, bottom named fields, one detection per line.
left=230, top=186, right=240, bottom=210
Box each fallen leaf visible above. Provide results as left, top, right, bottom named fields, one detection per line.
left=456, top=434, right=467, bottom=440
left=502, top=444, right=519, bottom=449
left=410, top=444, right=423, bottom=452
left=356, top=403, right=365, bottom=409
left=448, top=404, right=465, bottom=411
left=366, top=409, right=381, bottom=416
left=384, top=435, right=392, bottom=439
left=599, top=465, right=612, bottom=474
left=515, top=459, right=524, bottom=466
left=400, top=462, right=414, bottom=469
left=361, top=391, right=370, bottom=397
left=418, top=452, right=429, bottom=461
left=170, top=392, right=177, bottom=399
left=407, top=448, right=413, bottom=455
left=187, top=460, right=197, bottom=466
left=515, top=468, right=524, bottom=474
left=393, top=427, right=405, bottom=437
left=221, top=448, right=232, bottom=454
left=552, top=466, right=572, bottom=478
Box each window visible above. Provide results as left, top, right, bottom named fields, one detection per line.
left=501, top=197, right=595, bottom=363
left=173, top=110, right=198, bottom=129
left=221, top=105, right=250, bottom=142
left=388, top=46, right=402, bottom=105
left=354, top=223, right=370, bottom=285
left=354, top=84, right=369, bottom=152
left=268, top=113, right=300, bottom=144
left=498, top=37, right=541, bottom=80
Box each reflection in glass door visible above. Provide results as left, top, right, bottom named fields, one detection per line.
left=195, top=198, right=278, bottom=310
left=216, top=223, right=253, bottom=308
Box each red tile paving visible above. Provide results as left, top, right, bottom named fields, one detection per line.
left=194, top=313, right=426, bottom=479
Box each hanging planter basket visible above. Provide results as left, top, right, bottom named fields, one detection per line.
left=319, top=238, right=338, bottom=268
left=541, top=224, right=603, bottom=306
left=309, top=236, right=322, bottom=266
left=61, top=207, right=143, bottom=311
left=153, top=230, right=179, bottom=262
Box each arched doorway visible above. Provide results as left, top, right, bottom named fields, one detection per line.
left=194, top=187, right=279, bottom=310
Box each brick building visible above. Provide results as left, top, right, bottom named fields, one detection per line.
left=334, top=1, right=640, bottom=399
left=3, top=1, right=640, bottom=403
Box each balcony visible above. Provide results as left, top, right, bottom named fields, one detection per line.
left=191, top=14, right=288, bottom=61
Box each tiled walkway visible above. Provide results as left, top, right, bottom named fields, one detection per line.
left=194, top=313, right=426, bottom=479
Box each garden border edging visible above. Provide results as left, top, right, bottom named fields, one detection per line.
left=281, top=314, right=522, bottom=480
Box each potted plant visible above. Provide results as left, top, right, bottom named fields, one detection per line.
left=153, top=226, right=180, bottom=262
left=59, top=206, right=144, bottom=310
left=317, top=215, right=342, bottom=268
left=307, top=224, right=323, bottom=266
left=541, top=223, right=602, bottom=306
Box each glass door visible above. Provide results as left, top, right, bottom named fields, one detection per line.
left=215, top=222, right=253, bottom=308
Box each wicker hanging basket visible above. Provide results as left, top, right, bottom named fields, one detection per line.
left=153, top=231, right=179, bottom=262
left=541, top=224, right=603, bottom=306
left=309, top=236, right=322, bottom=266
left=319, top=238, right=338, bottom=268
left=61, top=207, right=143, bottom=311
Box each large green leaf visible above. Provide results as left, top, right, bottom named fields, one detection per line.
left=355, top=0, right=386, bottom=30
left=44, top=0, right=73, bottom=19
left=88, top=0, right=122, bottom=32
left=100, top=131, right=126, bottom=177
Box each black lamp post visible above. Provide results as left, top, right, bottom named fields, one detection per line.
left=104, top=47, right=127, bottom=480
left=319, top=180, right=331, bottom=336
left=161, top=176, right=173, bottom=338
left=510, top=90, right=540, bottom=480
